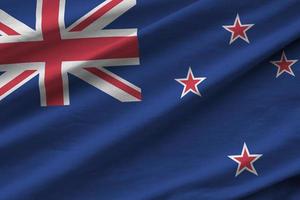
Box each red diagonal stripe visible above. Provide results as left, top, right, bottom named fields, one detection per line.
left=0, top=22, right=20, bottom=35
left=70, top=0, right=123, bottom=32
left=85, top=67, right=141, bottom=100
left=0, top=70, right=36, bottom=96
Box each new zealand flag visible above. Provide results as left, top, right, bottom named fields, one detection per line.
left=0, top=0, right=299, bottom=199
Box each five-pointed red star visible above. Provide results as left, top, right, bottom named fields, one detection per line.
left=223, top=14, right=254, bottom=44
left=228, top=143, right=262, bottom=177
left=175, top=67, right=206, bottom=98
left=270, top=51, right=298, bottom=78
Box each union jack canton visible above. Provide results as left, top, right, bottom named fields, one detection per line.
left=0, top=0, right=141, bottom=106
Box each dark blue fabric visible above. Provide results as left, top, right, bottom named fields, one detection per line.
left=0, top=0, right=300, bottom=199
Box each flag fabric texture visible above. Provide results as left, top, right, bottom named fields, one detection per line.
left=0, top=0, right=299, bottom=199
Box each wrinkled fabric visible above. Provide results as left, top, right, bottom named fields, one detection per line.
left=0, top=0, right=300, bottom=199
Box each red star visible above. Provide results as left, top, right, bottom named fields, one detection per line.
left=270, top=51, right=298, bottom=78
left=175, top=67, right=206, bottom=98
left=228, top=143, right=262, bottom=177
left=223, top=14, right=254, bottom=44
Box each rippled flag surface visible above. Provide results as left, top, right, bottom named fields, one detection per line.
left=0, top=0, right=299, bottom=199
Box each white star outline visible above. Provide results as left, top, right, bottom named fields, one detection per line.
left=175, top=67, right=206, bottom=98
left=222, top=14, right=254, bottom=45
left=228, top=143, right=262, bottom=177
left=270, top=51, right=298, bottom=78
